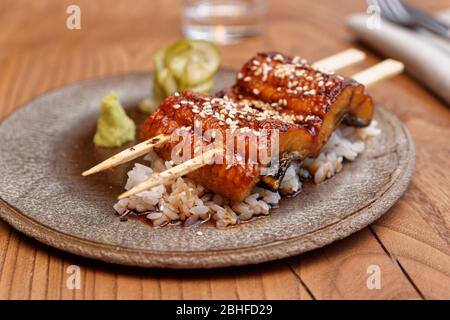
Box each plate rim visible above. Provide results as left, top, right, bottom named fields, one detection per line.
left=0, top=72, right=416, bottom=269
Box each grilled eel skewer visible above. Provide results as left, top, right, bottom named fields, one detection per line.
left=217, top=52, right=375, bottom=191
left=221, top=52, right=374, bottom=151
left=140, top=74, right=373, bottom=202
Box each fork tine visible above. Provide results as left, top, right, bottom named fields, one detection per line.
left=370, top=0, right=395, bottom=22
left=384, top=0, right=410, bottom=23
left=390, top=0, right=410, bottom=17
left=366, top=0, right=378, bottom=8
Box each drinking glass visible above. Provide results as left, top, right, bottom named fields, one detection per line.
left=182, top=0, right=268, bottom=44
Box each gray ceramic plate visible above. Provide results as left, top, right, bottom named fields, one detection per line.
left=0, top=71, right=415, bottom=269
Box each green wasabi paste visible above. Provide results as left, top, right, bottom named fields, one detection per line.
left=93, top=91, right=136, bottom=148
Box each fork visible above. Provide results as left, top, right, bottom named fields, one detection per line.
left=368, top=0, right=450, bottom=39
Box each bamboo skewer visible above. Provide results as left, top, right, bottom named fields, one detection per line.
left=118, top=148, right=221, bottom=199
left=312, top=48, right=366, bottom=71
left=82, top=134, right=170, bottom=176
left=353, top=59, right=404, bottom=87
left=119, top=58, right=404, bottom=199
left=82, top=48, right=367, bottom=177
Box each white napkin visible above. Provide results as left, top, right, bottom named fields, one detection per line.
left=347, top=9, right=450, bottom=105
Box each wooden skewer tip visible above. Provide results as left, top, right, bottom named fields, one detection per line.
left=81, top=134, right=170, bottom=176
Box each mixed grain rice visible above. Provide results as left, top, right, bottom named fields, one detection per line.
left=114, top=121, right=381, bottom=228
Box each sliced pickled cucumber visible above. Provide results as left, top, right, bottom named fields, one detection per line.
left=153, top=47, right=167, bottom=73
left=140, top=76, right=166, bottom=114
left=166, top=54, right=189, bottom=80
left=156, top=69, right=178, bottom=96
left=164, top=39, right=192, bottom=80
left=152, top=73, right=165, bottom=101
left=139, top=98, right=158, bottom=114
left=181, top=77, right=215, bottom=94
left=149, top=39, right=220, bottom=105
left=153, top=48, right=179, bottom=96
left=166, top=39, right=191, bottom=57
left=181, top=41, right=220, bottom=87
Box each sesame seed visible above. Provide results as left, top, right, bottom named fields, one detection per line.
left=292, top=56, right=301, bottom=64
left=273, top=53, right=284, bottom=62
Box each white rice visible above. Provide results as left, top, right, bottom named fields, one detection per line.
left=114, top=121, right=381, bottom=228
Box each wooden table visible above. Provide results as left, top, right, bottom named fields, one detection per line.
left=0, top=0, right=449, bottom=300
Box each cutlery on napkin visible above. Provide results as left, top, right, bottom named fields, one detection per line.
left=347, top=8, right=450, bottom=105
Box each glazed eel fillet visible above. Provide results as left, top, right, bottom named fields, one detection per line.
left=222, top=52, right=374, bottom=153
left=141, top=91, right=301, bottom=202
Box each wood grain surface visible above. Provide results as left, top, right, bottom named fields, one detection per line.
left=0, top=0, right=449, bottom=299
